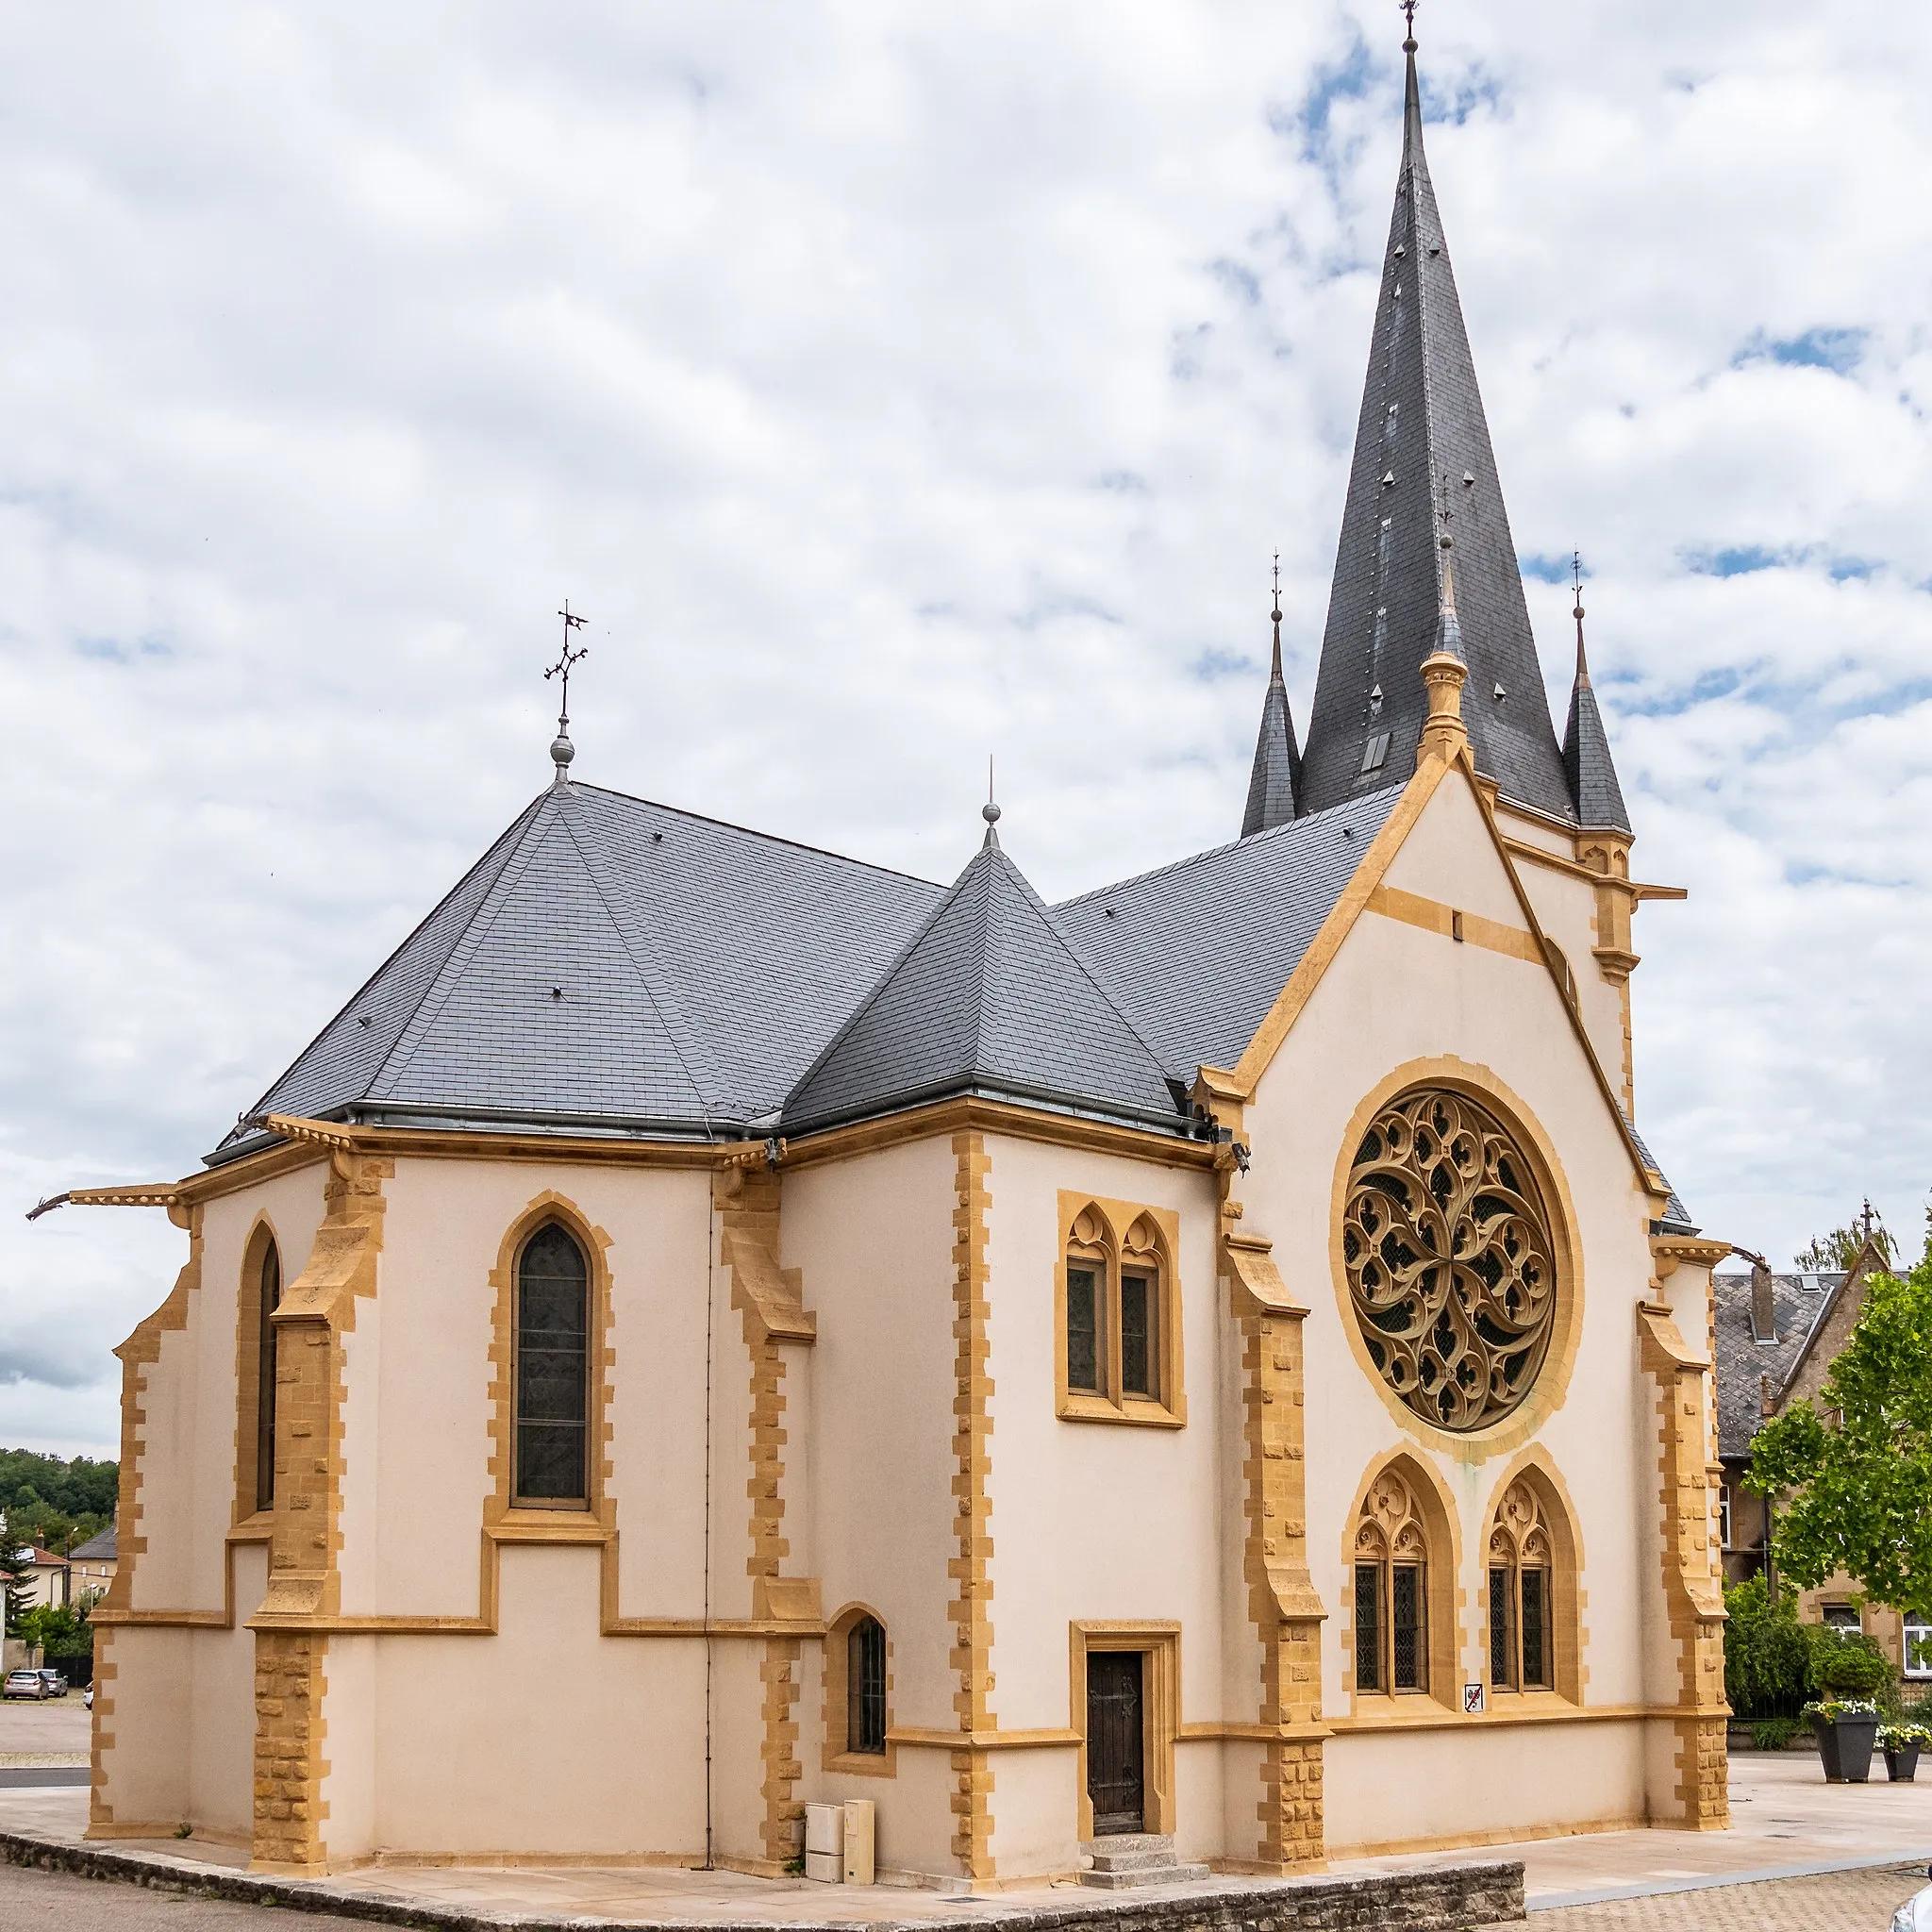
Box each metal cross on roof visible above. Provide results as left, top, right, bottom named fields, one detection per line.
left=545, top=601, right=590, bottom=728
left=1402, top=0, right=1419, bottom=46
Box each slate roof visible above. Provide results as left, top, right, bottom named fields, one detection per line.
left=1054, top=788, right=1404, bottom=1079
left=217, top=780, right=941, bottom=1158
left=783, top=829, right=1182, bottom=1135
left=1712, top=1271, right=1844, bottom=1459
left=1241, top=611, right=1302, bottom=837
left=1561, top=629, right=1632, bottom=835
left=69, top=1525, right=117, bottom=1562
left=1296, top=42, right=1574, bottom=824
left=1624, top=1117, right=1696, bottom=1235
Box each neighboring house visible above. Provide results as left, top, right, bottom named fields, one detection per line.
left=50, top=25, right=1735, bottom=1890
left=1712, top=1242, right=1928, bottom=1684
left=66, top=1525, right=118, bottom=1600
left=8, top=1544, right=75, bottom=1612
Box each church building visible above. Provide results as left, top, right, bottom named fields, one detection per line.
left=68, top=32, right=1732, bottom=1884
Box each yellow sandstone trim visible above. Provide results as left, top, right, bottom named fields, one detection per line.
left=1365, top=883, right=1543, bottom=964
left=949, top=1132, right=996, bottom=1885
left=1636, top=1293, right=1729, bottom=1829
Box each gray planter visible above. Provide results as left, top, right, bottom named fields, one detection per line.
left=1812, top=1712, right=1880, bottom=1782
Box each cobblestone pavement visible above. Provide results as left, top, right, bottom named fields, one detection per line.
left=1536, top=1858, right=1929, bottom=1928
left=0, top=1861, right=371, bottom=1930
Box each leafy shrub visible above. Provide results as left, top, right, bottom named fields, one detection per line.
left=1808, top=1626, right=1892, bottom=1698
left=1724, top=1576, right=1812, bottom=1720
left=1749, top=1716, right=1805, bottom=1750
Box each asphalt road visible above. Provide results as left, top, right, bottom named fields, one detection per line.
left=0, top=1861, right=376, bottom=1930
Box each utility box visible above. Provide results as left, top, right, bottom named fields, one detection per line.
left=841, top=1798, right=875, bottom=1886
left=802, top=1799, right=875, bottom=1886
left=803, top=1802, right=843, bottom=1884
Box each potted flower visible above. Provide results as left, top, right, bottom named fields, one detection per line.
left=1806, top=1698, right=1882, bottom=1782
left=1882, top=1722, right=1932, bottom=1782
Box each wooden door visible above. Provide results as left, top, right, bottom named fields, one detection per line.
left=1086, top=1650, right=1144, bottom=1835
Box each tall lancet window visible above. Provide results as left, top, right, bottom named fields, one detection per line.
left=514, top=1224, right=591, bottom=1505
left=255, top=1240, right=282, bottom=1512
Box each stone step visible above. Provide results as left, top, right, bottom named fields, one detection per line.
left=1087, top=1833, right=1174, bottom=1859
left=1079, top=1862, right=1211, bottom=1890
left=1089, top=1845, right=1182, bottom=1873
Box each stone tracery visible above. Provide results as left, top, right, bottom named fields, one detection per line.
left=1342, top=1088, right=1557, bottom=1430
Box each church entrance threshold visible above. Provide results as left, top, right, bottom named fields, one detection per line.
left=1086, top=1649, right=1145, bottom=1834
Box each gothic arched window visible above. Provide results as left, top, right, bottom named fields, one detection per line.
left=1488, top=1479, right=1554, bottom=1690
left=847, top=1615, right=888, bottom=1757
left=1352, top=1468, right=1429, bottom=1695
left=514, top=1223, right=591, bottom=1506
left=254, top=1238, right=282, bottom=1512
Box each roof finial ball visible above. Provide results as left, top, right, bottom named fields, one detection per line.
left=1402, top=0, right=1419, bottom=54
left=544, top=601, right=591, bottom=787
left=982, top=757, right=1002, bottom=850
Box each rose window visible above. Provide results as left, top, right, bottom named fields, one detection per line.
left=1342, top=1089, right=1557, bottom=1430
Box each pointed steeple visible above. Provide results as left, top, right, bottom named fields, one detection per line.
left=1560, top=559, right=1631, bottom=834
left=1241, top=555, right=1303, bottom=837
left=1295, top=23, right=1573, bottom=822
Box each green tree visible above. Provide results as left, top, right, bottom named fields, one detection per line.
left=1794, top=1210, right=1894, bottom=1274
left=0, top=1536, right=33, bottom=1638
left=1748, top=1254, right=1932, bottom=1616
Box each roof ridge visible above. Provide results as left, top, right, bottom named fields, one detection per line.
left=567, top=780, right=942, bottom=890
left=1055, top=786, right=1403, bottom=911
left=552, top=789, right=717, bottom=1124
left=781, top=847, right=985, bottom=1117
left=367, top=791, right=565, bottom=1104
left=996, top=851, right=1179, bottom=1083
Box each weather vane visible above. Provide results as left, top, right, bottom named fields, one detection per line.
left=1272, top=551, right=1281, bottom=611
left=1402, top=0, right=1419, bottom=47
left=545, top=602, right=590, bottom=783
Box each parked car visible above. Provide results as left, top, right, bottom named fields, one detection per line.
left=1895, top=1868, right=1932, bottom=1932
left=35, top=1670, right=67, bottom=1698
left=82, top=1685, right=93, bottom=1710
left=3, top=1670, right=48, bottom=1699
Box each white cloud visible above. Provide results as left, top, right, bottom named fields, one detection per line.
left=5, top=0, right=1930, bottom=1455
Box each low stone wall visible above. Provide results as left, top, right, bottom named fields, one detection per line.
left=0, top=1829, right=1523, bottom=1932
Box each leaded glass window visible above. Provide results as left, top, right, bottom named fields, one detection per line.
left=1060, top=1208, right=1174, bottom=1416
left=255, top=1240, right=281, bottom=1513
left=1067, top=1264, right=1101, bottom=1392
left=1121, top=1271, right=1157, bottom=1397
left=1391, top=1562, right=1424, bottom=1691
left=1353, top=1467, right=1430, bottom=1697
left=1489, top=1478, right=1560, bottom=1693
left=848, top=1615, right=887, bottom=1755
left=514, top=1224, right=590, bottom=1505
left=1488, top=1566, right=1513, bottom=1688
left=1520, top=1567, right=1549, bottom=1689
left=1354, top=1563, right=1382, bottom=1691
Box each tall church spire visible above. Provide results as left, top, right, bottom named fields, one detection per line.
left=1560, top=558, right=1631, bottom=834
left=1294, top=22, right=1574, bottom=822
left=1241, top=555, right=1302, bottom=837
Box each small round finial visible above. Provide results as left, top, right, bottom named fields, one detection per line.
left=551, top=729, right=575, bottom=783
left=982, top=800, right=1001, bottom=828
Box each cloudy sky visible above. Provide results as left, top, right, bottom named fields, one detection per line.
left=5, top=1, right=1929, bottom=1458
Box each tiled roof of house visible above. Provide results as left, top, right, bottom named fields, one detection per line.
left=1712, top=1270, right=1843, bottom=1459
left=783, top=828, right=1181, bottom=1135
left=68, top=1525, right=117, bottom=1562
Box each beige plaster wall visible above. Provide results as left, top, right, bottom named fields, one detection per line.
left=1324, top=1720, right=1648, bottom=1853
left=367, top=1544, right=712, bottom=1856
left=356, top=1158, right=716, bottom=1621
left=977, top=1135, right=1223, bottom=1731
left=130, top=1167, right=326, bottom=1614
left=1241, top=770, right=1667, bottom=1833
left=781, top=1139, right=958, bottom=1733
left=1490, top=798, right=1634, bottom=1108
left=95, top=1626, right=193, bottom=1830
